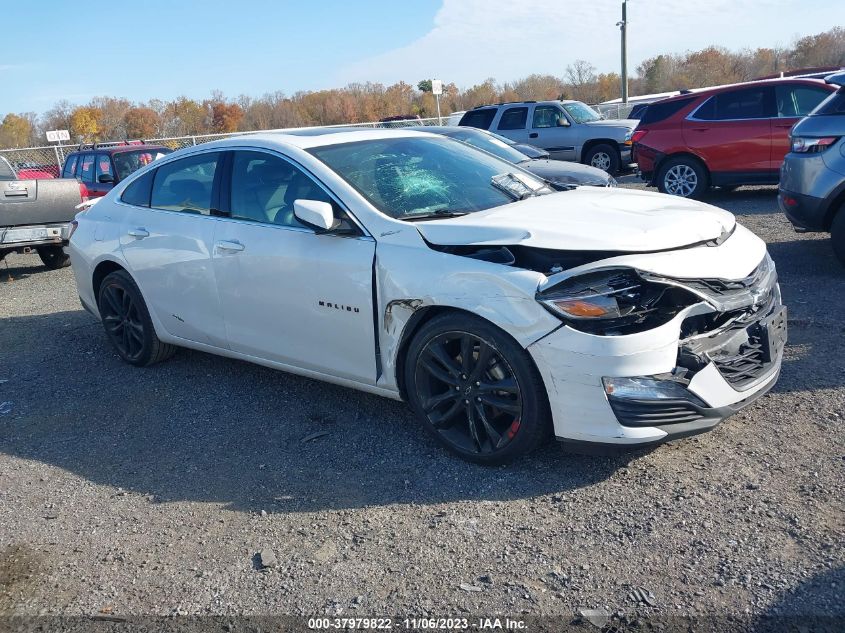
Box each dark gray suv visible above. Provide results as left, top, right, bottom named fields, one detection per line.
left=779, top=71, right=845, bottom=265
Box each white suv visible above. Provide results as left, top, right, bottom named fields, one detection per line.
left=68, top=129, right=784, bottom=463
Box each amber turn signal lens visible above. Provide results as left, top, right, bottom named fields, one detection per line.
left=553, top=300, right=609, bottom=317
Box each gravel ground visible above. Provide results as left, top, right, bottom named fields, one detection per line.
left=0, top=182, right=843, bottom=631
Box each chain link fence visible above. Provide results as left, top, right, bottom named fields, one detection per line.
left=0, top=104, right=633, bottom=178
left=0, top=117, right=443, bottom=179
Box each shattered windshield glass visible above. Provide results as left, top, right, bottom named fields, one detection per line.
left=309, top=137, right=551, bottom=220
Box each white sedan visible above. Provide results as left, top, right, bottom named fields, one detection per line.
left=67, top=129, right=785, bottom=464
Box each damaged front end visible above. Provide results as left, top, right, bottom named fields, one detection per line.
left=525, top=249, right=785, bottom=445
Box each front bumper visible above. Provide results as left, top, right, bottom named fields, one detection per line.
left=527, top=269, right=785, bottom=446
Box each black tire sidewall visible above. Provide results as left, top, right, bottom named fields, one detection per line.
left=831, top=207, right=845, bottom=266
left=37, top=245, right=71, bottom=269
left=98, top=270, right=159, bottom=366
left=403, top=313, right=550, bottom=464
left=657, top=157, right=709, bottom=199
left=586, top=143, right=620, bottom=175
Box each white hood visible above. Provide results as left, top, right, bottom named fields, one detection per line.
left=415, top=187, right=736, bottom=252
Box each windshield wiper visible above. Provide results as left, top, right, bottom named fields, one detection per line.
left=401, top=210, right=470, bottom=222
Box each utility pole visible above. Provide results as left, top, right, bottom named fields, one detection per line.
left=617, top=0, right=629, bottom=104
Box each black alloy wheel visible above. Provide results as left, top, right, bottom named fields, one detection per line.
left=405, top=314, right=550, bottom=464
left=100, top=282, right=146, bottom=362
left=97, top=270, right=177, bottom=366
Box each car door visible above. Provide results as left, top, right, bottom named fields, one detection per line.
left=530, top=104, right=577, bottom=161
left=119, top=150, right=228, bottom=348
left=76, top=153, right=101, bottom=195
left=772, top=83, right=833, bottom=168
left=494, top=106, right=531, bottom=144
left=682, top=86, right=775, bottom=176
left=212, top=149, right=378, bottom=384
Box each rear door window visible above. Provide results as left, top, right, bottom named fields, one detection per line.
left=497, top=107, right=528, bottom=130
left=458, top=109, right=497, bottom=129
left=95, top=154, right=114, bottom=182
left=776, top=84, right=833, bottom=117
left=150, top=152, right=221, bottom=214
left=62, top=155, right=79, bottom=178
left=78, top=153, right=96, bottom=183
left=693, top=87, right=775, bottom=120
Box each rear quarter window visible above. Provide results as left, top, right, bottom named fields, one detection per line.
left=811, top=87, right=845, bottom=116
left=458, top=109, right=497, bottom=129
left=640, top=97, right=696, bottom=125
left=120, top=169, right=156, bottom=207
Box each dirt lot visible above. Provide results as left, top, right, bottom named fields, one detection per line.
left=0, top=182, right=843, bottom=631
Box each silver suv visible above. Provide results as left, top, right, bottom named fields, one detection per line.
left=458, top=100, right=636, bottom=174
left=779, top=71, right=845, bottom=265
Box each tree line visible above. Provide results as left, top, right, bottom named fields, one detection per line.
left=0, top=27, right=842, bottom=149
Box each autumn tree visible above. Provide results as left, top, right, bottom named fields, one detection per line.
left=124, top=107, right=159, bottom=139
left=70, top=107, right=102, bottom=142
left=0, top=113, right=33, bottom=148
left=211, top=102, right=244, bottom=133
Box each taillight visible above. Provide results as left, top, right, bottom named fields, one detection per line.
left=67, top=219, right=79, bottom=241
left=791, top=136, right=839, bottom=154
left=78, top=182, right=89, bottom=201
left=631, top=129, right=648, bottom=144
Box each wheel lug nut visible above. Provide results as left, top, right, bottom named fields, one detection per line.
left=476, top=397, right=482, bottom=401
left=455, top=386, right=460, bottom=391
left=475, top=381, right=481, bottom=386
left=464, top=399, right=469, bottom=404
left=461, top=374, right=467, bottom=380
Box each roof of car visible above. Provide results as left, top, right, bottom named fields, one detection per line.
left=654, top=77, right=831, bottom=104
left=470, top=100, right=577, bottom=110
left=197, top=128, right=437, bottom=151
left=67, top=144, right=171, bottom=155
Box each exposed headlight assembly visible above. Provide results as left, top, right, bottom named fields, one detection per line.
left=537, top=268, right=699, bottom=335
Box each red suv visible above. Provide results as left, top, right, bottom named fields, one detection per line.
left=633, top=78, right=835, bottom=198
left=61, top=143, right=172, bottom=198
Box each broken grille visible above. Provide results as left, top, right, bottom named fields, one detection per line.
left=710, top=334, right=767, bottom=388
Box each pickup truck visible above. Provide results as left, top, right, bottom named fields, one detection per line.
left=1, top=155, right=87, bottom=269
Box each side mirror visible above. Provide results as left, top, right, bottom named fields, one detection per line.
left=98, top=173, right=115, bottom=183
left=293, top=199, right=339, bottom=232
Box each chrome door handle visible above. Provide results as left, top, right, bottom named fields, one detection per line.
left=127, top=228, right=149, bottom=238
left=215, top=240, right=245, bottom=252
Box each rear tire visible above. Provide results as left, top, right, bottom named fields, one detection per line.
left=584, top=143, right=620, bottom=175
left=97, top=270, right=177, bottom=367
left=657, top=156, right=710, bottom=199
left=831, top=206, right=845, bottom=266
left=404, top=313, right=551, bottom=464
left=37, top=245, right=71, bottom=269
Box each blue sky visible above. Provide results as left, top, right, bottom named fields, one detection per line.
left=2, top=0, right=843, bottom=115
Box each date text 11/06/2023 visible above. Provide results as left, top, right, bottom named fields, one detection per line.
left=307, top=617, right=528, bottom=630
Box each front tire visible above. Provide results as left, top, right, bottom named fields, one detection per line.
left=37, top=245, right=71, bottom=269
left=831, top=206, right=845, bottom=266
left=584, top=143, right=620, bottom=175
left=657, top=156, right=709, bottom=199
left=404, top=313, right=551, bottom=464
left=97, top=270, right=177, bottom=367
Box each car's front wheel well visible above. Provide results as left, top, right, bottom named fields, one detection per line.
left=394, top=305, right=455, bottom=401
left=581, top=138, right=619, bottom=160
left=92, top=260, right=127, bottom=305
